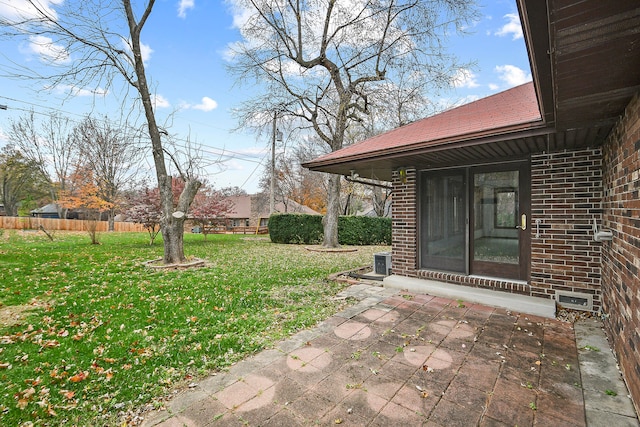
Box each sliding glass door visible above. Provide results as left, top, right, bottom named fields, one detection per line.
left=419, top=163, right=529, bottom=281
left=419, top=170, right=467, bottom=273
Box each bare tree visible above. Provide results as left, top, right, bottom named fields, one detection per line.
left=1, top=1, right=200, bottom=263
left=228, top=0, right=476, bottom=247
left=259, top=141, right=328, bottom=213
left=8, top=111, right=78, bottom=218
left=73, top=115, right=142, bottom=231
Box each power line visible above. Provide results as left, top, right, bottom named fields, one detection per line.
left=0, top=94, right=268, bottom=166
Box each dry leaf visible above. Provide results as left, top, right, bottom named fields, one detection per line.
left=69, top=371, right=88, bottom=383
left=61, top=390, right=75, bottom=400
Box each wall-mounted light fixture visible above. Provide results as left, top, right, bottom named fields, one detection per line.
left=398, top=168, right=407, bottom=184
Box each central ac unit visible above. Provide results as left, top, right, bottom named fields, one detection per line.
left=374, top=252, right=392, bottom=275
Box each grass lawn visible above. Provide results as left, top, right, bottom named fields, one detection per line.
left=0, top=230, right=389, bottom=426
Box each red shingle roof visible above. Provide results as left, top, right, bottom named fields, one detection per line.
left=309, top=82, right=541, bottom=164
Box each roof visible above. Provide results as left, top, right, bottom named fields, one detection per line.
left=225, top=195, right=319, bottom=219
left=226, top=195, right=252, bottom=218
left=31, top=203, right=59, bottom=214
left=304, top=0, right=640, bottom=181
left=307, top=82, right=541, bottom=166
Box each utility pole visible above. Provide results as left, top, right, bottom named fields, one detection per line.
left=269, top=112, right=276, bottom=215
left=269, top=111, right=283, bottom=215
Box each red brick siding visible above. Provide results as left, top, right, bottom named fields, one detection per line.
left=530, top=149, right=604, bottom=310
left=601, top=91, right=640, bottom=412
left=391, top=154, right=604, bottom=301
left=390, top=168, right=418, bottom=276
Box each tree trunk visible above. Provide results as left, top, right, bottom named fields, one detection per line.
left=161, top=217, right=185, bottom=263
left=322, top=174, right=341, bottom=247
left=108, top=208, right=115, bottom=232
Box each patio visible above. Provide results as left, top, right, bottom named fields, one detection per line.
left=139, top=284, right=638, bottom=426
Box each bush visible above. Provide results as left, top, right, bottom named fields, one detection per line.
left=268, top=213, right=324, bottom=244
left=269, top=214, right=391, bottom=245
left=338, top=216, right=391, bottom=245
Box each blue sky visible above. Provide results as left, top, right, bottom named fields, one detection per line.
left=0, top=0, right=531, bottom=193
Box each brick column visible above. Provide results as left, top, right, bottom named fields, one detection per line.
left=391, top=167, right=418, bottom=277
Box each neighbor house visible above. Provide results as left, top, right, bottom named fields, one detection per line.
left=304, top=0, right=640, bottom=412
left=215, top=194, right=320, bottom=230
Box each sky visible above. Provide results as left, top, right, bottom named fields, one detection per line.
left=0, top=0, right=532, bottom=194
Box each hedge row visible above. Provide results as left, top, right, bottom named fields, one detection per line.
left=268, top=214, right=391, bottom=245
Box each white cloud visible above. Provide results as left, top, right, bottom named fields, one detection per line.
left=122, top=39, right=153, bottom=65
left=152, top=94, right=170, bottom=109
left=495, top=13, right=523, bottom=40
left=495, top=65, right=532, bottom=87
left=488, top=83, right=499, bottom=91
left=177, top=0, right=194, bottom=18
left=192, top=96, right=218, bottom=112
left=0, top=0, right=62, bottom=23
left=140, top=42, right=153, bottom=63
left=451, top=68, right=479, bottom=89
left=28, top=35, right=70, bottom=64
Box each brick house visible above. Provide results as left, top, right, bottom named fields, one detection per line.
left=304, top=0, right=640, bottom=412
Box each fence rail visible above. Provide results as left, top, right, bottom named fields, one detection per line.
left=0, top=217, right=145, bottom=232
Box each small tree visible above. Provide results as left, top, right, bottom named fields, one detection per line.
left=126, top=187, right=162, bottom=245
left=190, top=187, right=234, bottom=240
left=73, top=116, right=142, bottom=231
left=59, top=168, right=113, bottom=244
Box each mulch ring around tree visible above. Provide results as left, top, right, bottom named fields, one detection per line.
left=304, top=246, right=358, bottom=253
left=143, top=257, right=206, bottom=270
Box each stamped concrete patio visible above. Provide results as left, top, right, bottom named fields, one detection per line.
left=140, top=284, right=638, bottom=426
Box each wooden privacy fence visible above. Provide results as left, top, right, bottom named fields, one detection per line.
left=0, top=217, right=145, bottom=232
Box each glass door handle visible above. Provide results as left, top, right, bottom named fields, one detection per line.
left=516, top=213, right=527, bottom=230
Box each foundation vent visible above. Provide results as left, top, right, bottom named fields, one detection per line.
left=556, top=291, right=593, bottom=312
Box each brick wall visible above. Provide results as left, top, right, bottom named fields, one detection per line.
left=530, top=148, right=604, bottom=311
left=601, top=91, right=640, bottom=412
left=390, top=154, right=605, bottom=303
left=390, top=168, right=418, bottom=276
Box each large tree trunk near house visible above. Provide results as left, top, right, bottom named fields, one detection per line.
left=323, top=174, right=341, bottom=247
left=161, top=217, right=186, bottom=263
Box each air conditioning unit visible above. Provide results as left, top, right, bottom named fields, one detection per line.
left=374, top=252, right=392, bottom=276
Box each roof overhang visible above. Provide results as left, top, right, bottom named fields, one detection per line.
left=304, top=0, right=640, bottom=181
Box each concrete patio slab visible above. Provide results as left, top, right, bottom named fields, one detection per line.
left=139, top=284, right=637, bottom=427
left=384, top=275, right=556, bottom=318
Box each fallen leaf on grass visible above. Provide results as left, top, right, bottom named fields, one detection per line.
left=17, top=398, right=29, bottom=410
left=61, top=390, right=75, bottom=400
left=69, top=371, right=89, bottom=383
left=43, top=340, right=60, bottom=348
